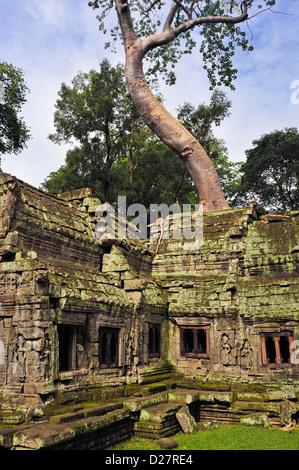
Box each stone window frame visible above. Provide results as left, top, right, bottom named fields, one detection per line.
left=148, top=323, right=161, bottom=359
left=58, top=324, right=77, bottom=372
left=98, top=327, right=120, bottom=369
left=261, top=332, right=295, bottom=369
left=180, top=326, right=210, bottom=359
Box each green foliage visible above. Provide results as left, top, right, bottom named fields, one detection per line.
left=46, top=59, right=140, bottom=202
left=112, top=139, right=196, bottom=207
left=48, top=58, right=130, bottom=146
left=0, top=61, right=31, bottom=157
left=88, top=1, right=276, bottom=89
left=44, top=64, right=239, bottom=207
left=235, top=128, right=299, bottom=211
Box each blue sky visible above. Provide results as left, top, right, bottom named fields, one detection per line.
left=1, top=0, right=299, bottom=189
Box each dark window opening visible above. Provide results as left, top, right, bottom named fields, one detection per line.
left=1, top=252, right=15, bottom=262
left=58, top=325, right=77, bottom=372
left=261, top=332, right=294, bottom=368
left=180, top=327, right=210, bottom=358
left=279, top=336, right=291, bottom=364
left=196, top=329, right=207, bottom=354
left=149, top=324, right=161, bottom=358
left=50, top=297, right=60, bottom=309
left=265, top=336, right=276, bottom=364
left=183, top=329, right=193, bottom=352
left=99, top=327, right=119, bottom=369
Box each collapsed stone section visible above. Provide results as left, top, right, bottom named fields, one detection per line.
left=151, top=203, right=299, bottom=382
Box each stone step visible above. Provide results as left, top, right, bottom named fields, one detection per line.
left=0, top=410, right=26, bottom=425
left=5, top=383, right=23, bottom=395
left=13, top=408, right=132, bottom=450
left=231, top=400, right=281, bottom=415
left=49, top=399, right=124, bottom=425
left=123, top=392, right=169, bottom=412
left=139, top=367, right=175, bottom=385
left=139, top=402, right=183, bottom=423
left=167, top=389, right=200, bottom=404
left=135, top=402, right=183, bottom=439
left=198, top=390, right=236, bottom=404
left=134, top=421, right=181, bottom=439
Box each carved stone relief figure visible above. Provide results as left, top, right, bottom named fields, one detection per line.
left=11, top=334, right=27, bottom=382
left=37, top=335, right=51, bottom=380
left=220, top=333, right=232, bottom=366
left=240, top=339, right=253, bottom=370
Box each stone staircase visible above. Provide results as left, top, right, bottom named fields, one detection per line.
left=1, top=378, right=298, bottom=449
left=134, top=402, right=183, bottom=438
left=126, top=389, right=200, bottom=439
left=0, top=383, right=42, bottom=426
left=1, top=385, right=198, bottom=449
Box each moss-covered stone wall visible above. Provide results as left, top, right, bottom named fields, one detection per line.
left=0, top=171, right=298, bottom=425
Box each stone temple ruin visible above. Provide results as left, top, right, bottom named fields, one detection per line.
left=0, top=169, right=298, bottom=449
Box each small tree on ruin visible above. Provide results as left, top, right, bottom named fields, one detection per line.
left=89, top=0, right=276, bottom=212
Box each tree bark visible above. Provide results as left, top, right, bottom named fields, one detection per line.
left=115, top=0, right=232, bottom=212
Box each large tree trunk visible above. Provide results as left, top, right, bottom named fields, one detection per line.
left=115, top=1, right=230, bottom=212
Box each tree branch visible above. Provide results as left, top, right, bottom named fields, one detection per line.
left=172, top=0, right=190, bottom=18
left=163, top=3, right=179, bottom=31
left=142, top=4, right=249, bottom=54
left=145, top=0, right=161, bottom=13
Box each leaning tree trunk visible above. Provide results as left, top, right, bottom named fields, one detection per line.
left=115, top=0, right=230, bottom=212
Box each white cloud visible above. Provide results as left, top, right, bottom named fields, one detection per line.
left=1, top=0, right=298, bottom=188
left=1, top=0, right=112, bottom=187
left=24, top=0, right=67, bottom=27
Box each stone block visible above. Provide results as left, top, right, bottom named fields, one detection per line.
left=123, top=279, right=148, bottom=290
left=168, top=390, right=200, bottom=404
left=157, top=438, right=179, bottom=449
left=176, top=406, right=197, bottom=434
left=127, top=291, right=142, bottom=304
left=280, top=400, right=297, bottom=427
left=262, top=389, right=296, bottom=402
left=240, top=413, right=270, bottom=428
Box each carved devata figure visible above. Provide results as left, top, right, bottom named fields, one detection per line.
left=10, top=335, right=27, bottom=383
left=240, top=338, right=253, bottom=370
left=7, top=331, right=53, bottom=384
left=220, top=333, right=232, bottom=366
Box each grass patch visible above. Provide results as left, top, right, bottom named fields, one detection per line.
left=112, top=425, right=299, bottom=451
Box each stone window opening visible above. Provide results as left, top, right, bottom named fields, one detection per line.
left=99, top=327, right=119, bottom=369
left=261, top=332, right=294, bottom=368
left=1, top=252, right=15, bottom=262
left=180, top=326, right=210, bottom=358
left=58, top=325, right=77, bottom=372
left=148, top=323, right=161, bottom=358
left=50, top=297, right=60, bottom=309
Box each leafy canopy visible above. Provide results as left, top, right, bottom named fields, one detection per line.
left=88, top=0, right=276, bottom=88
left=0, top=61, right=31, bottom=158
left=44, top=60, right=238, bottom=207
left=235, top=128, right=299, bottom=211
left=47, top=59, right=140, bottom=202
